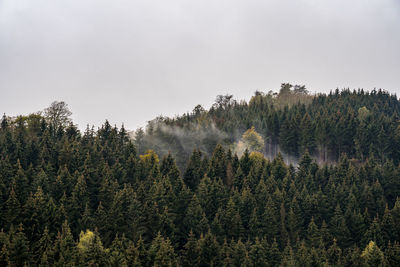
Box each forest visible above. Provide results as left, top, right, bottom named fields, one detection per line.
left=136, top=84, right=400, bottom=168
left=1, top=86, right=400, bottom=266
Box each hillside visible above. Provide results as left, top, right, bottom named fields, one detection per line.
left=0, top=88, right=400, bottom=266
left=135, top=84, right=400, bottom=168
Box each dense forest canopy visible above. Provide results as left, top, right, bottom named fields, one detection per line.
left=135, top=84, right=400, bottom=169
left=1, top=87, right=400, bottom=266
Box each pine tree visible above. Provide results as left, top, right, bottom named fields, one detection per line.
left=346, top=209, right=366, bottom=245
left=392, top=197, right=400, bottom=239
left=279, top=202, right=289, bottom=248
left=160, top=153, right=180, bottom=187
left=157, top=206, right=177, bottom=244
left=53, top=221, right=77, bottom=266
left=280, top=116, right=299, bottom=156
left=70, top=174, right=89, bottom=223
left=248, top=237, right=268, bottom=267
left=381, top=204, right=395, bottom=243
left=153, top=237, right=178, bottom=267
left=381, top=160, right=400, bottom=207
left=221, top=197, right=244, bottom=240
left=385, top=241, right=400, bottom=267
left=299, top=113, right=315, bottom=155
left=182, top=231, right=199, bottom=267
left=148, top=232, right=164, bottom=266
left=12, top=160, right=29, bottom=204
left=296, top=240, right=311, bottom=267
left=34, top=227, right=53, bottom=266
left=77, top=229, right=107, bottom=266
left=271, top=153, right=287, bottom=181
left=233, top=166, right=245, bottom=191
left=248, top=208, right=260, bottom=237
left=280, top=242, right=296, bottom=267
left=268, top=238, right=281, bottom=266
left=239, top=149, right=251, bottom=177
left=135, top=236, right=148, bottom=267
left=5, top=187, right=21, bottom=227
left=208, top=144, right=227, bottom=184
left=8, top=224, right=31, bottom=267
left=342, top=245, right=363, bottom=267
left=307, top=217, right=321, bottom=248
left=330, top=204, right=351, bottom=247
left=110, top=233, right=133, bottom=266
left=239, top=186, right=255, bottom=231
left=319, top=220, right=332, bottom=248
left=183, top=149, right=205, bottom=191
left=261, top=197, right=278, bottom=241
left=0, top=232, right=9, bottom=267
left=326, top=239, right=342, bottom=266
left=197, top=230, right=220, bottom=267
left=184, top=194, right=209, bottom=237
left=196, top=175, right=227, bottom=221
left=220, top=238, right=234, bottom=267
left=231, top=239, right=248, bottom=266
left=363, top=217, right=384, bottom=248
left=80, top=203, right=94, bottom=231
left=287, top=202, right=301, bottom=243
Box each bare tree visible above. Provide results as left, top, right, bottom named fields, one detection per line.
left=213, top=94, right=235, bottom=109
left=44, top=101, right=72, bottom=130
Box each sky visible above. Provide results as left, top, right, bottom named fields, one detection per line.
left=1, top=0, right=400, bottom=130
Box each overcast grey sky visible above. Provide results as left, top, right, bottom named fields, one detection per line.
left=1, top=0, right=399, bottom=130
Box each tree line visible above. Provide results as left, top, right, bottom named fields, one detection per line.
left=0, top=95, right=400, bottom=265
left=136, top=85, right=400, bottom=168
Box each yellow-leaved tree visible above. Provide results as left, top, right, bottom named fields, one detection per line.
left=361, top=241, right=384, bottom=267
left=77, top=230, right=107, bottom=265
left=235, top=127, right=265, bottom=156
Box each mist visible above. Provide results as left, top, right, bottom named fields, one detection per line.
left=138, top=115, right=302, bottom=168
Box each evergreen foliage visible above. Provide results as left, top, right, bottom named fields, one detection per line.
left=1, top=89, right=400, bottom=265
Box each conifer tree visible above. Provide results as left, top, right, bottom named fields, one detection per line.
left=77, top=229, right=107, bottom=266
left=208, top=144, right=227, bottom=184
left=261, top=197, right=278, bottom=241
left=13, top=160, right=29, bottom=203
left=184, top=194, right=209, bottom=237
left=183, top=149, right=204, bottom=191
left=182, top=231, right=199, bottom=267
left=327, top=238, right=342, bottom=266
left=5, top=187, right=20, bottom=227
left=385, top=241, right=400, bottom=267
left=299, top=113, right=315, bottom=155
left=307, top=217, right=321, bottom=248
left=280, top=242, right=296, bottom=267
left=248, top=237, right=268, bottom=267
left=153, top=237, right=178, bottom=267
left=197, top=230, right=220, bottom=267
left=53, top=221, right=77, bottom=266
left=363, top=217, right=384, bottom=248
left=330, top=204, right=351, bottom=247
left=231, top=239, right=247, bottom=266
left=268, top=238, right=281, bottom=266
left=34, top=227, right=53, bottom=266
left=220, top=238, right=234, bottom=267
left=381, top=204, right=396, bottom=243
left=8, top=225, right=31, bottom=267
